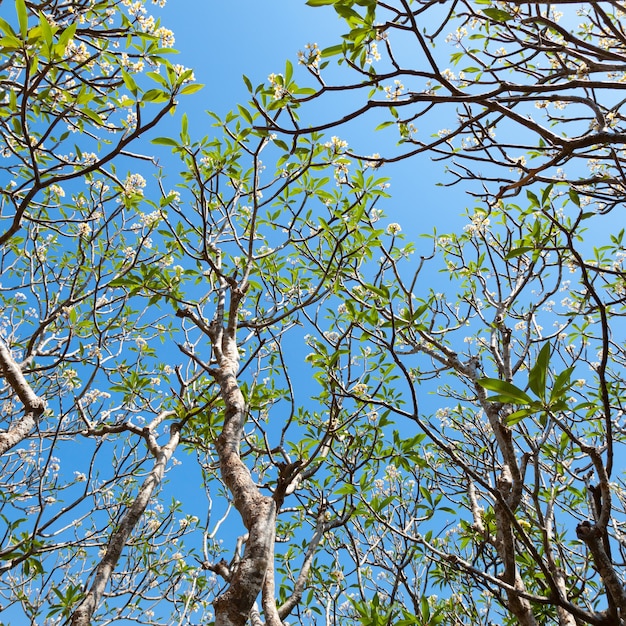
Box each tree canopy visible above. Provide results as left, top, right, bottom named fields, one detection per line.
left=1, top=1, right=626, bottom=626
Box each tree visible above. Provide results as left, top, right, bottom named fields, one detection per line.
left=251, top=1, right=626, bottom=624
left=2, top=1, right=626, bottom=626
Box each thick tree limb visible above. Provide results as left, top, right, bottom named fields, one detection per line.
left=211, top=321, right=278, bottom=626
left=576, top=521, right=626, bottom=622
left=70, top=420, right=180, bottom=626
left=0, top=339, right=45, bottom=455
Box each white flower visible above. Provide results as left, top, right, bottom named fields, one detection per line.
left=384, top=80, right=405, bottom=100
left=324, top=136, right=348, bottom=152
left=351, top=382, right=369, bottom=397
left=50, top=184, right=65, bottom=197
left=297, top=42, right=321, bottom=68
left=386, top=222, right=402, bottom=235
left=123, top=173, right=146, bottom=197
left=139, top=210, right=160, bottom=227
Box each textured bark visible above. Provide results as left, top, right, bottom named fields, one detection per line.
left=0, top=340, right=45, bottom=455
left=577, top=521, right=626, bottom=623
left=211, top=325, right=278, bottom=626
left=494, top=499, right=538, bottom=626
left=554, top=569, right=577, bottom=626
left=70, top=421, right=180, bottom=626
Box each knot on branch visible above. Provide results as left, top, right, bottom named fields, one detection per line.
left=576, top=520, right=601, bottom=541
left=30, top=398, right=46, bottom=415
left=275, top=459, right=303, bottom=502
left=203, top=558, right=231, bottom=581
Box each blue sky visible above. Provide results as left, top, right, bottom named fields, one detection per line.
left=158, top=0, right=468, bottom=239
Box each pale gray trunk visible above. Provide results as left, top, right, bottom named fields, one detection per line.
left=70, top=422, right=180, bottom=626
left=0, top=340, right=45, bottom=455
left=211, top=328, right=278, bottom=626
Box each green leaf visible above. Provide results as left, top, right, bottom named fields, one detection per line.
left=321, top=43, right=344, bottom=58
left=365, top=283, right=388, bottom=298
left=335, top=4, right=363, bottom=24
left=568, top=188, right=580, bottom=207
left=237, top=104, right=253, bottom=124
left=375, top=120, right=395, bottom=131
left=305, top=0, right=335, bottom=5
left=146, top=71, right=169, bottom=87
left=142, top=88, right=170, bottom=103
left=15, top=0, right=28, bottom=38
left=526, top=189, right=540, bottom=208
left=180, top=83, right=204, bottom=95
left=39, top=13, right=53, bottom=46
left=121, top=69, right=138, bottom=96
left=81, top=107, right=103, bottom=125
left=285, top=59, right=293, bottom=84
left=483, top=8, right=514, bottom=22
left=0, top=17, right=17, bottom=38
left=505, top=407, right=536, bottom=426
left=550, top=367, right=575, bottom=402
left=0, top=35, right=22, bottom=50
left=528, top=343, right=550, bottom=400
left=57, top=22, right=76, bottom=49
left=505, top=246, right=533, bottom=260
left=477, top=378, right=533, bottom=405
left=151, top=136, right=178, bottom=147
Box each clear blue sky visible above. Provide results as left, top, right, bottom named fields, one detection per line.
left=159, top=0, right=466, bottom=239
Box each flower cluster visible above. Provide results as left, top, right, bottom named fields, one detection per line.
left=384, top=80, right=405, bottom=100
left=123, top=173, right=147, bottom=197
left=298, top=43, right=321, bottom=69
left=268, top=73, right=288, bottom=100
left=365, top=41, right=381, bottom=64
left=325, top=136, right=348, bottom=153
left=463, top=212, right=490, bottom=235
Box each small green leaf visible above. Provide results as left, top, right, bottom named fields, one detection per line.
left=0, top=35, right=22, bottom=50
left=375, top=120, right=395, bottom=131
left=0, top=17, right=17, bottom=38
left=550, top=367, right=575, bottom=402
left=57, top=22, right=76, bottom=49
left=15, top=0, right=28, bottom=38
left=505, top=408, right=536, bottom=426
left=142, top=89, right=170, bottom=103
left=477, top=378, right=533, bottom=405
left=285, top=59, right=293, bottom=84
left=237, top=104, right=253, bottom=124
left=528, top=343, right=550, bottom=400
left=81, top=107, right=102, bottom=125
left=321, top=43, right=344, bottom=58
left=526, top=189, right=540, bottom=208
left=39, top=13, right=53, bottom=46
left=505, top=246, right=533, bottom=260
left=121, top=69, right=138, bottom=96
left=151, top=136, right=178, bottom=147
left=483, top=8, right=514, bottom=22
left=180, top=83, right=204, bottom=95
